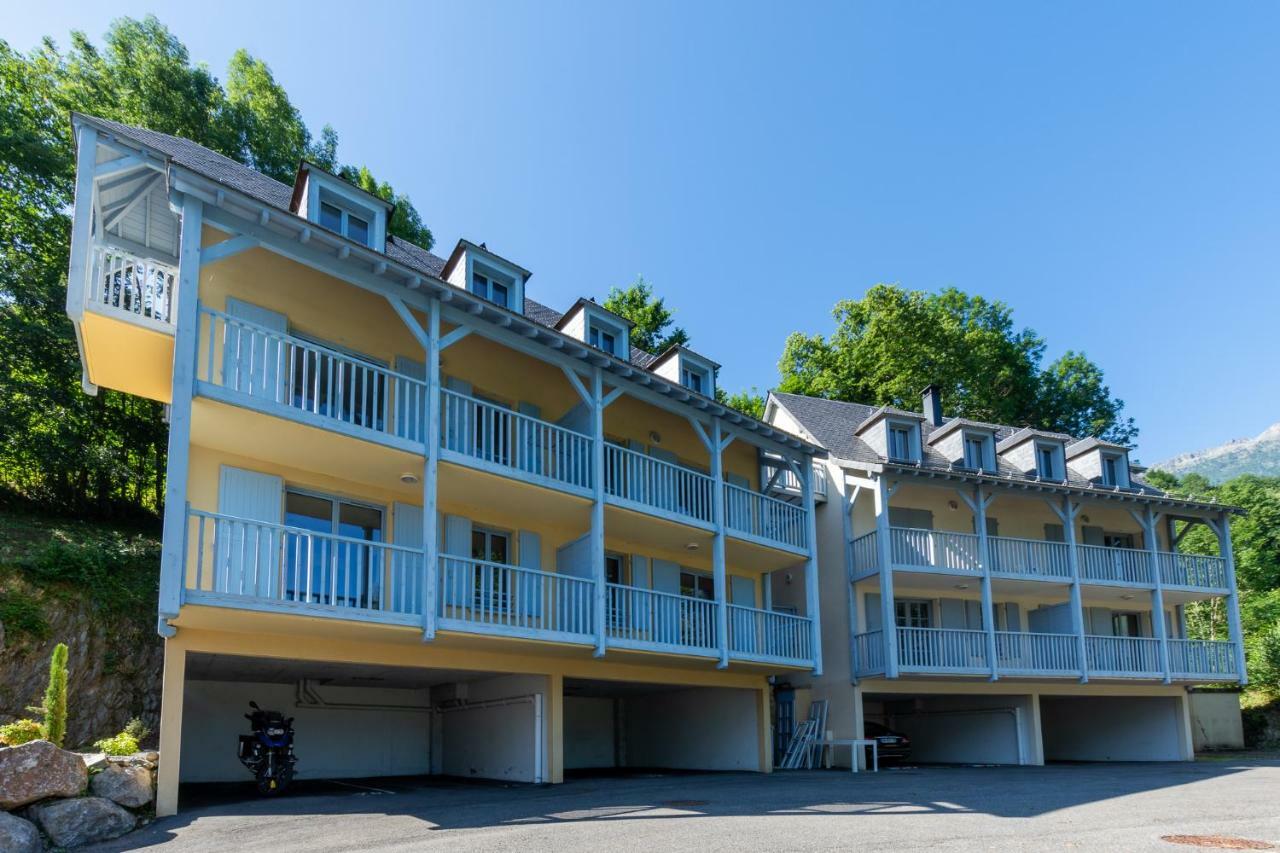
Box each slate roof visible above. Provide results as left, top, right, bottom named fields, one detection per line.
left=768, top=391, right=1179, bottom=499
left=81, top=114, right=662, bottom=371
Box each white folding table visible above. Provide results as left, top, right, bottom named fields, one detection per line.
left=823, top=737, right=879, bottom=773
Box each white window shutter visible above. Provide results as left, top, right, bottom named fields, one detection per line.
left=393, top=502, right=424, bottom=616
left=518, top=530, right=541, bottom=617
left=440, top=514, right=473, bottom=607
left=215, top=465, right=283, bottom=599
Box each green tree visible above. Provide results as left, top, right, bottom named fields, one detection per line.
left=778, top=285, right=1137, bottom=444
left=1148, top=470, right=1280, bottom=693
left=717, top=387, right=765, bottom=419
left=603, top=276, right=689, bottom=355
left=0, top=17, right=434, bottom=517
left=38, top=643, right=69, bottom=747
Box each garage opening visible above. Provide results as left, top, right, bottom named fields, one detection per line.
left=1041, top=695, right=1188, bottom=762
left=181, top=654, right=550, bottom=790
left=865, top=692, right=1037, bottom=765
left=563, top=679, right=762, bottom=775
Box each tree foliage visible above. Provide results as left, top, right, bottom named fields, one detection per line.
left=0, top=17, right=433, bottom=519
left=778, top=285, right=1138, bottom=444
left=38, top=643, right=69, bottom=747
left=603, top=276, right=689, bottom=355
left=1147, top=470, right=1280, bottom=694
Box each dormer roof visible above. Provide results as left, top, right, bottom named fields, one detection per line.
left=290, top=160, right=395, bottom=218
left=1065, top=436, right=1131, bottom=459
left=854, top=405, right=925, bottom=436
left=927, top=417, right=1001, bottom=444
left=649, top=343, right=721, bottom=372
left=996, top=426, right=1075, bottom=453
left=554, top=298, right=635, bottom=331
left=440, top=238, right=532, bottom=283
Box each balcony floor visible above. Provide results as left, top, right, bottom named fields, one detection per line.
left=82, top=309, right=175, bottom=402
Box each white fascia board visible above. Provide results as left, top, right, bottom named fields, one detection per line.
left=169, top=169, right=822, bottom=457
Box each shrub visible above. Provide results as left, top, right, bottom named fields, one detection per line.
left=0, top=718, right=44, bottom=746
left=93, top=731, right=140, bottom=756
left=38, top=643, right=69, bottom=748
left=123, top=717, right=150, bottom=742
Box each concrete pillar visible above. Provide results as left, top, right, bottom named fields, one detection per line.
left=757, top=685, right=773, bottom=772
left=1027, top=693, right=1045, bottom=766
left=155, top=641, right=186, bottom=817
left=547, top=673, right=564, bottom=783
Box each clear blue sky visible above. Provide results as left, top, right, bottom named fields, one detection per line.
left=8, top=2, right=1279, bottom=463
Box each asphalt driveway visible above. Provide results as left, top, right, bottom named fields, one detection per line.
left=89, top=758, right=1280, bottom=852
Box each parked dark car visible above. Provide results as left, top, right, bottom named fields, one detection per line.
left=864, top=721, right=911, bottom=763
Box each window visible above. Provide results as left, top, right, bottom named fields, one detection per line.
left=1111, top=612, right=1142, bottom=637
left=471, top=270, right=511, bottom=308
left=470, top=527, right=512, bottom=612
left=604, top=553, right=627, bottom=584
left=589, top=323, right=618, bottom=356
left=1036, top=444, right=1058, bottom=479
left=681, top=366, right=706, bottom=394
left=284, top=491, right=384, bottom=608
left=288, top=337, right=386, bottom=431
left=963, top=434, right=991, bottom=470
left=318, top=200, right=373, bottom=247
left=1103, top=532, right=1135, bottom=549
left=888, top=424, right=914, bottom=461
left=895, top=599, right=932, bottom=628
left=680, top=569, right=715, bottom=600
left=1101, top=453, right=1124, bottom=486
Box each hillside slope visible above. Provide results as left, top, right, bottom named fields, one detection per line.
left=1154, top=422, right=1280, bottom=483
left=0, top=509, right=162, bottom=747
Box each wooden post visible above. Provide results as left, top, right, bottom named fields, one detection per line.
left=801, top=456, right=823, bottom=676
left=1214, top=512, right=1248, bottom=684
left=1052, top=496, right=1089, bottom=683
left=65, top=124, right=98, bottom=353
left=590, top=368, right=607, bottom=657
left=971, top=485, right=998, bottom=681
left=710, top=417, right=729, bottom=669
left=1136, top=507, right=1170, bottom=683
left=873, top=477, right=897, bottom=678
left=157, top=196, right=203, bottom=628
left=154, top=642, right=186, bottom=816
left=422, top=298, right=441, bottom=639
left=842, top=477, right=859, bottom=685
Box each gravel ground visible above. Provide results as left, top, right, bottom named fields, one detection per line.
left=87, top=758, right=1280, bottom=852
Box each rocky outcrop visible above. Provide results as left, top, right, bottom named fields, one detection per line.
left=30, top=795, right=136, bottom=847
left=91, top=762, right=153, bottom=808
left=0, top=740, right=87, bottom=810
left=0, top=811, right=42, bottom=853
left=0, top=595, right=162, bottom=748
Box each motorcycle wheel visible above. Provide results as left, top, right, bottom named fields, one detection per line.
left=256, top=773, right=284, bottom=796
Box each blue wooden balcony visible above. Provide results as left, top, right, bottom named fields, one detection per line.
left=194, top=305, right=811, bottom=553
left=181, top=509, right=815, bottom=668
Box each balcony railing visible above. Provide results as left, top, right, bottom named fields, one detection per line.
left=603, top=443, right=714, bottom=524
left=1085, top=635, right=1162, bottom=677
left=198, top=306, right=428, bottom=444
left=896, top=626, right=989, bottom=672
left=87, top=244, right=177, bottom=328
left=1167, top=639, right=1236, bottom=679
left=724, top=484, right=808, bottom=551
left=853, top=628, right=885, bottom=675
left=989, top=536, right=1072, bottom=580
left=440, top=388, right=593, bottom=491
left=1159, top=553, right=1227, bottom=590
left=889, top=528, right=982, bottom=573
left=1078, top=544, right=1152, bottom=585
left=605, top=584, right=718, bottom=654
left=850, top=531, right=880, bottom=576
left=437, top=555, right=595, bottom=640
left=760, top=458, right=828, bottom=502
left=727, top=604, right=812, bottom=663
left=184, top=509, right=422, bottom=622
left=856, top=526, right=1226, bottom=592
left=994, top=631, right=1079, bottom=674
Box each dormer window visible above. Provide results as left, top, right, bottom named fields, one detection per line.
left=319, top=200, right=371, bottom=246
left=1102, top=452, right=1125, bottom=487
left=888, top=423, right=914, bottom=461
left=681, top=365, right=709, bottom=394
left=1037, top=444, right=1058, bottom=479
left=963, top=432, right=994, bottom=472
left=471, top=268, right=512, bottom=309
left=589, top=325, right=616, bottom=354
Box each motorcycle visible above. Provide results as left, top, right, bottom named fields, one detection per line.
left=237, top=701, right=296, bottom=795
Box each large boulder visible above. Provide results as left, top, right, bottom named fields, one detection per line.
left=91, top=762, right=153, bottom=808
left=0, top=739, right=88, bottom=810
left=0, top=812, right=42, bottom=853
left=30, top=796, right=136, bottom=848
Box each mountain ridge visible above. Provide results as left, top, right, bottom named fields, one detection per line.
left=1152, top=421, right=1280, bottom=483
